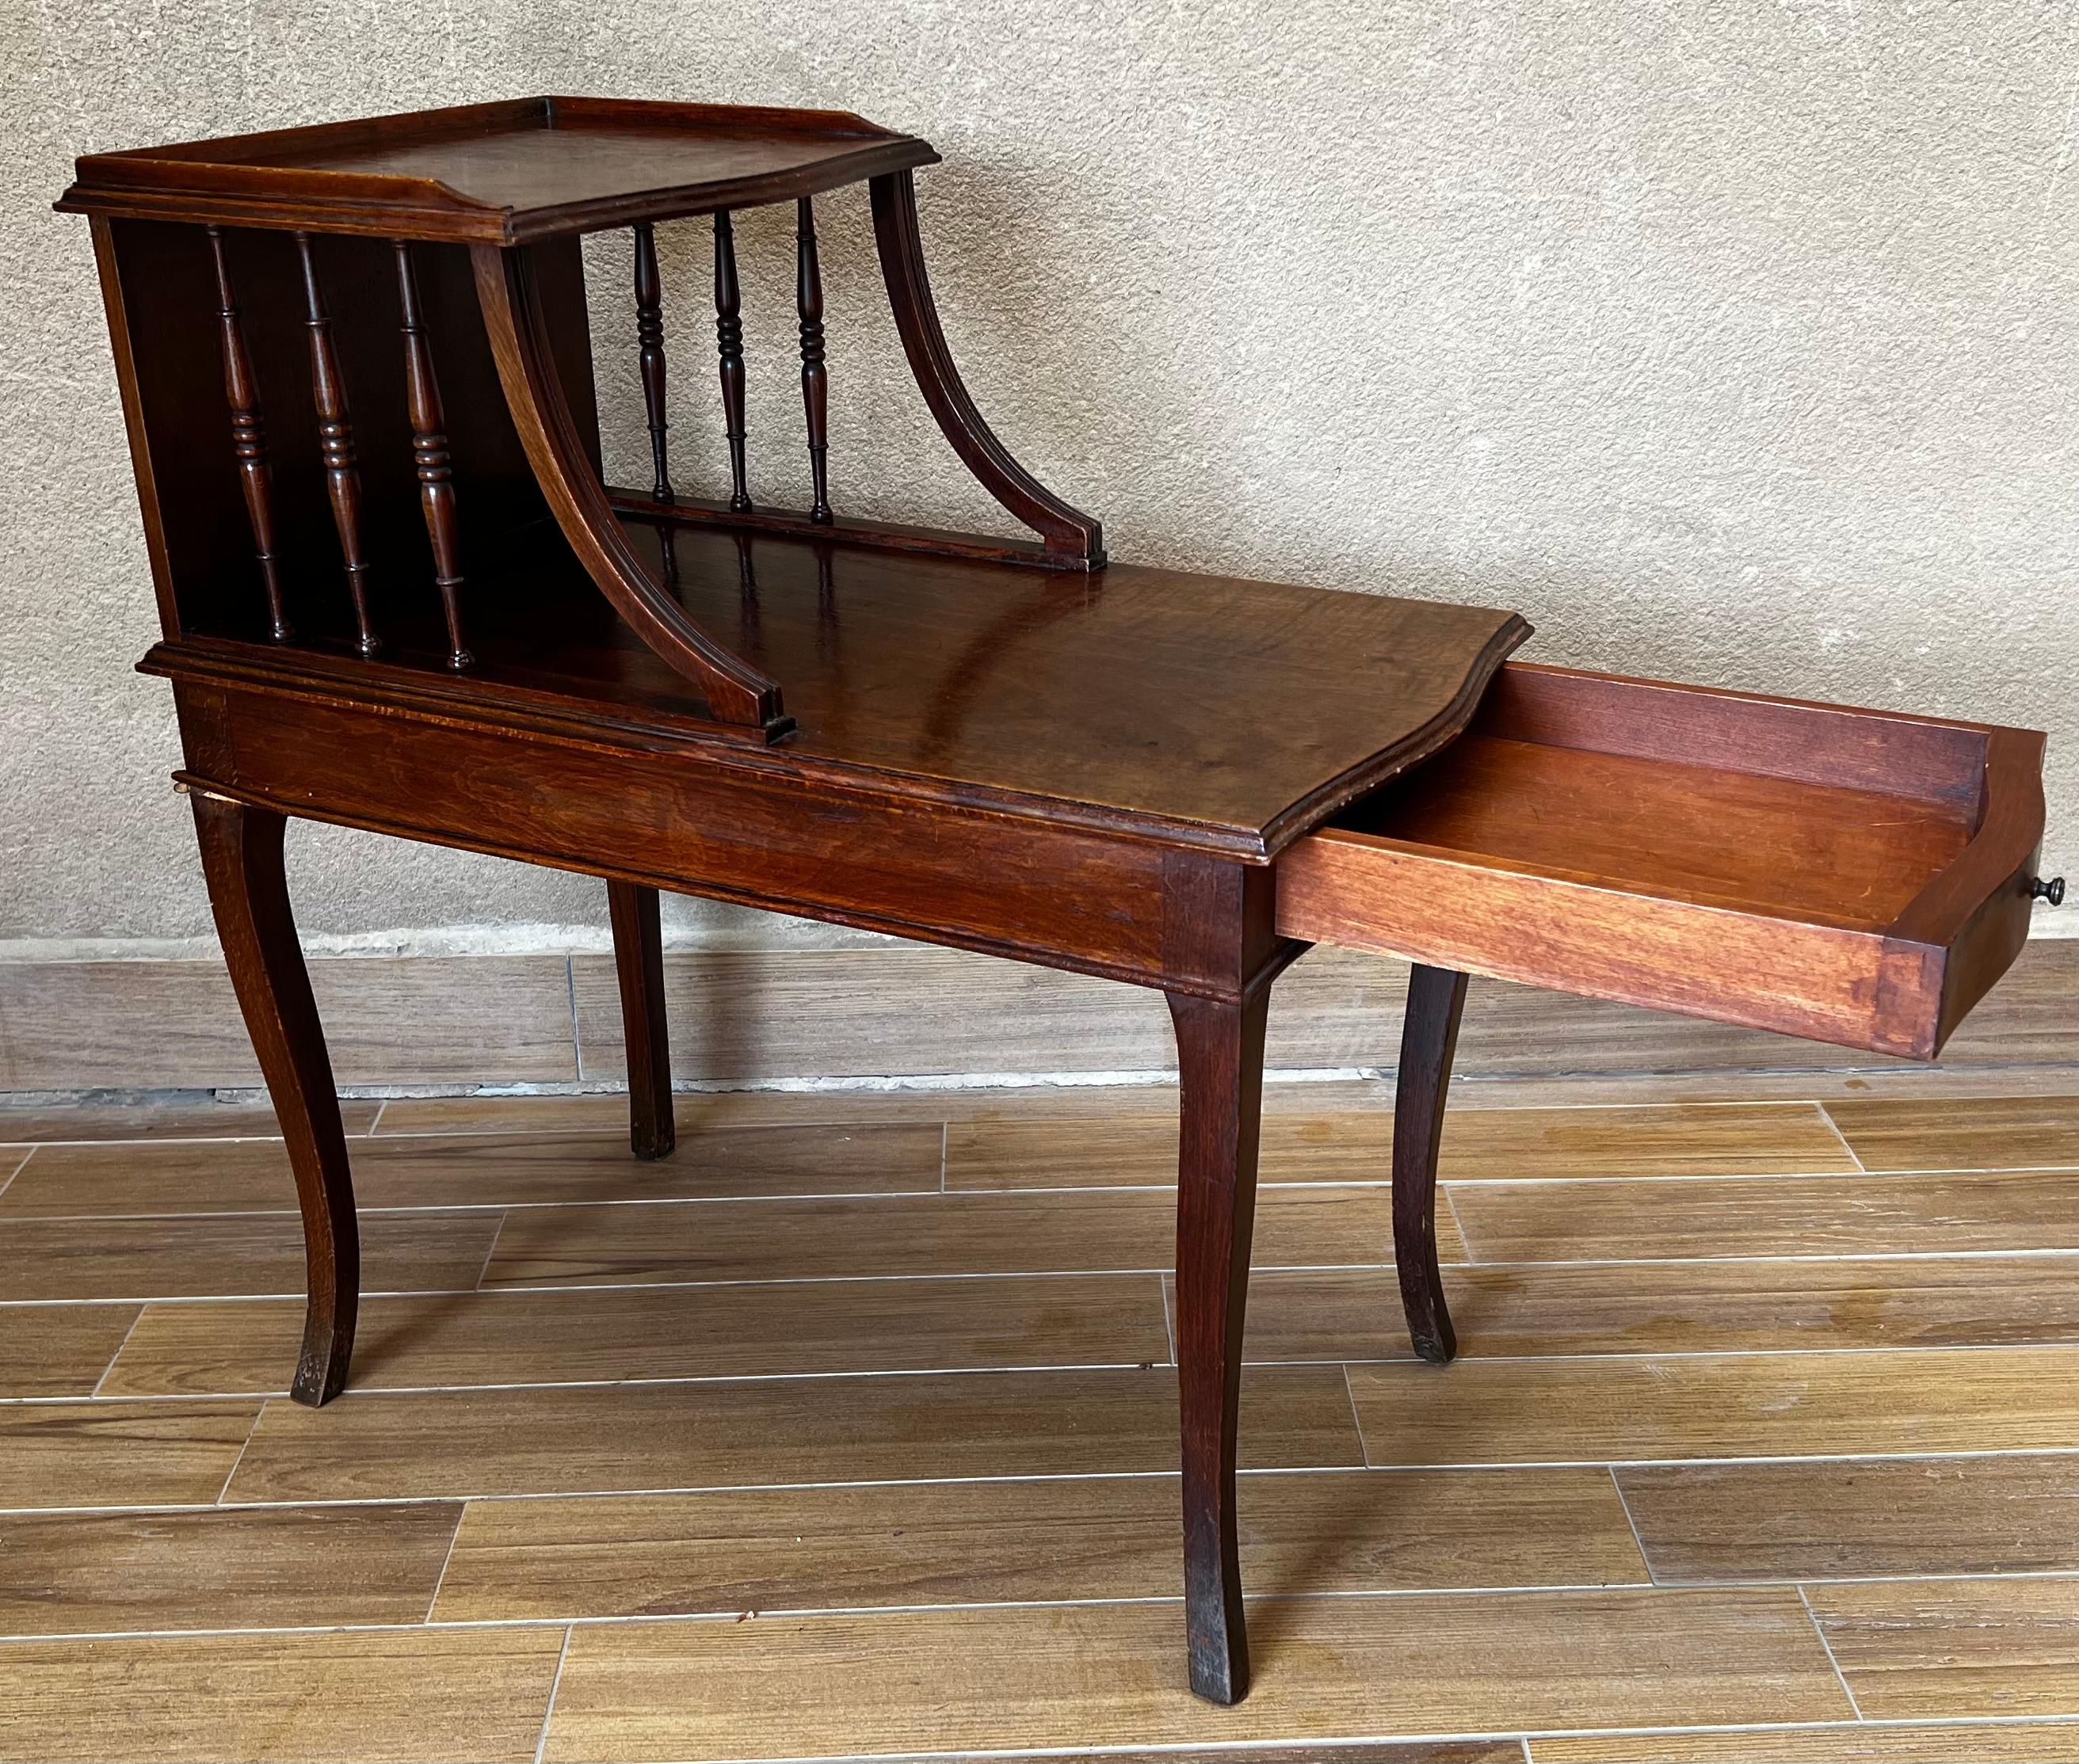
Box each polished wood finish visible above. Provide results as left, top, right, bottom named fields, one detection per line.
left=56, top=97, right=940, bottom=242
left=796, top=196, right=832, bottom=523
left=605, top=880, right=673, bottom=1160
left=1394, top=964, right=1467, bottom=1364
left=60, top=97, right=2053, bottom=1715
left=712, top=209, right=752, bottom=512
left=204, top=226, right=291, bottom=641
left=295, top=231, right=380, bottom=655
left=395, top=240, right=472, bottom=669
left=631, top=220, right=673, bottom=502
left=147, top=535, right=1528, bottom=864
left=608, top=486, right=1079, bottom=568
left=1166, top=863, right=1288, bottom=1704
left=189, top=792, right=358, bottom=1405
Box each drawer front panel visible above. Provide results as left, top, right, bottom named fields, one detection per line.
left=182, top=684, right=1194, bottom=990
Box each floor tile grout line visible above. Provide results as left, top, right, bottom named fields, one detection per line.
left=564, top=954, right=582, bottom=1088
left=1799, top=1582, right=1866, bottom=1720
left=79, top=1154, right=2079, bottom=1196
left=32, top=1334, right=2079, bottom=1408
left=22, top=1240, right=2079, bottom=1314
left=424, top=1501, right=469, bottom=1625
left=0, top=1581, right=1889, bottom=1648
left=475, top=1210, right=511, bottom=1292
left=16, top=1167, right=2079, bottom=1225
left=366, top=1098, right=388, bottom=1135
left=212, top=1407, right=265, bottom=1507
left=0, top=1145, right=34, bottom=1203
left=29, top=1473, right=2079, bottom=1522
left=86, top=1305, right=150, bottom=1400
left=1604, top=1467, right=1655, bottom=1584
left=34, top=1243, right=2079, bottom=1317
left=1341, top=1362, right=1370, bottom=1467
left=1158, top=1274, right=1177, bottom=1366
left=2, top=1552, right=2078, bottom=1640
left=532, top=1623, right=573, bottom=1764
left=1813, top=1100, right=1871, bottom=1173
left=1440, top=1183, right=1473, bottom=1262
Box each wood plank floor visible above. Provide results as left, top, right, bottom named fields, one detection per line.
left=3, top=1083, right=2079, bottom=1761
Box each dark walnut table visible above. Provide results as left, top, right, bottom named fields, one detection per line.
left=59, top=97, right=2058, bottom=1705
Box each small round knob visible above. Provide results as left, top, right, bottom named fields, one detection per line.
left=2031, top=876, right=2066, bottom=906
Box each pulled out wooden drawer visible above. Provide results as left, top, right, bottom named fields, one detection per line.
left=1276, top=663, right=2050, bottom=1060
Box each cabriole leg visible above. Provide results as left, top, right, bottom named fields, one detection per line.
left=190, top=794, right=357, bottom=1406
left=607, top=880, right=674, bottom=1160
left=1395, top=963, right=1469, bottom=1363
left=1167, top=983, right=1272, bottom=1705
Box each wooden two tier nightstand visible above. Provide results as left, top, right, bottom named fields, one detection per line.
left=60, top=97, right=2055, bottom=1705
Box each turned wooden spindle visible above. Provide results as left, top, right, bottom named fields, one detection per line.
left=394, top=242, right=472, bottom=671
left=205, top=227, right=292, bottom=642
left=713, top=210, right=751, bottom=512
left=294, top=232, right=379, bottom=657
left=796, top=197, right=832, bottom=524
left=632, top=222, right=673, bottom=503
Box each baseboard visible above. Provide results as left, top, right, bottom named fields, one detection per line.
left=0, top=938, right=2073, bottom=1097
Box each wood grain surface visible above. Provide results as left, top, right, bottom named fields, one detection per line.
left=2, top=1080, right=2076, bottom=1759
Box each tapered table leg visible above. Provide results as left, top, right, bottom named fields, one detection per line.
left=606, top=879, right=674, bottom=1160
left=190, top=794, right=358, bottom=1406
left=1395, top=963, right=1469, bottom=1363
left=1167, top=982, right=1272, bottom=1705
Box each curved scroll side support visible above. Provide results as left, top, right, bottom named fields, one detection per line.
left=471, top=244, right=791, bottom=739
left=870, top=170, right=1105, bottom=570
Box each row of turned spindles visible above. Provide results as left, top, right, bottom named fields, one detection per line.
left=207, top=202, right=832, bottom=672
left=635, top=198, right=834, bottom=525
left=208, top=226, right=470, bottom=669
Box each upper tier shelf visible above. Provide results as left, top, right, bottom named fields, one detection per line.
left=55, top=97, right=940, bottom=242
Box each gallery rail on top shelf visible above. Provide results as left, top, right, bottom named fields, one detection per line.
left=59, top=96, right=2056, bottom=1709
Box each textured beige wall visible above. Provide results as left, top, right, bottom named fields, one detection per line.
left=3, top=2, right=2073, bottom=947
